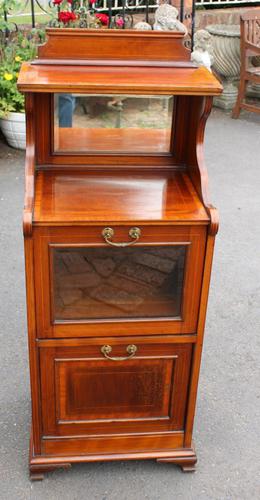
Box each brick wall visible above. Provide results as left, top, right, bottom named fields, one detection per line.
left=195, top=6, right=260, bottom=30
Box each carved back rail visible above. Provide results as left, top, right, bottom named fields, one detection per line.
left=241, top=8, right=260, bottom=55
left=36, top=29, right=190, bottom=63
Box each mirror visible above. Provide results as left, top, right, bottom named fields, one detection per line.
left=53, top=94, right=174, bottom=154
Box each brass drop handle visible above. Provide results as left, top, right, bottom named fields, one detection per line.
left=102, top=227, right=141, bottom=247
left=101, top=344, right=137, bottom=361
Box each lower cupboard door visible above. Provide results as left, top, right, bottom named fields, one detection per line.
left=39, top=341, right=192, bottom=438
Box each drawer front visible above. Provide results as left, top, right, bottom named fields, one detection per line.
left=34, top=225, right=206, bottom=338
left=39, top=338, right=192, bottom=438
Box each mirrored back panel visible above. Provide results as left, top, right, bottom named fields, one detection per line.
left=53, top=94, right=174, bottom=154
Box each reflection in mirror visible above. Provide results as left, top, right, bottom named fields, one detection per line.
left=54, top=94, right=174, bottom=154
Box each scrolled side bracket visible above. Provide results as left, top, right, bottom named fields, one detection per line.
left=206, top=204, right=219, bottom=236
left=187, top=95, right=219, bottom=237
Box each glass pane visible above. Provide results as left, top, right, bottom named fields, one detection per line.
left=53, top=94, right=174, bottom=154
left=52, top=246, right=186, bottom=321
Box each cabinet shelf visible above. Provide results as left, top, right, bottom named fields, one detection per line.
left=34, top=170, right=209, bottom=226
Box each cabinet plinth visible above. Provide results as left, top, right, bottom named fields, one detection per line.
left=19, top=28, right=221, bottom=480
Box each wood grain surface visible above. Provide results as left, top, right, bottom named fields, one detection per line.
left=33, top=170, right=209, bottom=224
left=18, top=63, right=222, bottom=95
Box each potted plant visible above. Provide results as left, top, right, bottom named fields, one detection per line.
left=50, top=0, right=124, bottom=29
left=0, top=31, right=43, bottom=149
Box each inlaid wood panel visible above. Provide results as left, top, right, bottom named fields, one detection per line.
left=39, top=341, right=192, bottom=437
left=57, top=359, right=172, bottom=421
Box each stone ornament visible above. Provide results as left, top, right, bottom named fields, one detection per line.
left=133, top=21, right=152, bottom=31
left=191, top=29, right=214, bottom=72
left=206, top=25, right=240, bottom=78
left=153, top=4, right=187, bottom=35
left=205, top=24, right=240, bottom=110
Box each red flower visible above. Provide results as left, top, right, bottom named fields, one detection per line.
left=53, top=0, right=72, bottom=4
left=95, top=13, right=109, bottom=26
left=89, top=0, right=96, bottom=4
left=58, top=11, right=77, bottom=24
left=116, top=17, right=124, bottom=28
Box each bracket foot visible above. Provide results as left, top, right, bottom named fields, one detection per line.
left=30, top=463, right=71, bottom=481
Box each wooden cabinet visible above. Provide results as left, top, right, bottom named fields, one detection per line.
left=18, top=29, right=222, bottom=480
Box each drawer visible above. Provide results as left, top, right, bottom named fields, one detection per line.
left=34, top=225, right=206, bottom=338
left=39, top=337, right=193, bottom=439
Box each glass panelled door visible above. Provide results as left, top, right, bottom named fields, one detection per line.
left=34, top=226, right=206, bottom=337
left=53, top=245, right=186, bottom=321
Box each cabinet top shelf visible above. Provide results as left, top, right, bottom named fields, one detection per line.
left=33, top=170, right=209, bottom=225
left=18, top=62, right=222, bottom=96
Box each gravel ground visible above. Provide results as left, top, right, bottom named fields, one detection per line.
left=0, top=108, right=259, bottom=500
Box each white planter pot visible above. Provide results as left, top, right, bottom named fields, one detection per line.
left=0, top=112, right=26, bottom=150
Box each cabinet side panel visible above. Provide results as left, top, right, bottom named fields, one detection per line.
left=184, top=234, right=216, bottom=447
left=24, top=237, right=42, bottom=453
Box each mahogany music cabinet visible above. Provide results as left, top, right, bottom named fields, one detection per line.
left=18, top=29, right=222, bottom=480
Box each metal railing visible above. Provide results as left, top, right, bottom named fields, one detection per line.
left=1, top=0, right=192, bottom=28
left=1, top=0, right=258, bottom=29
left=2, top=0, right=158, bottom=28
left=1, top=0, right=258, bottom=37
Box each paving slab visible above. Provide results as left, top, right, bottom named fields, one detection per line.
left=0, top=108, right=259, bottom=500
